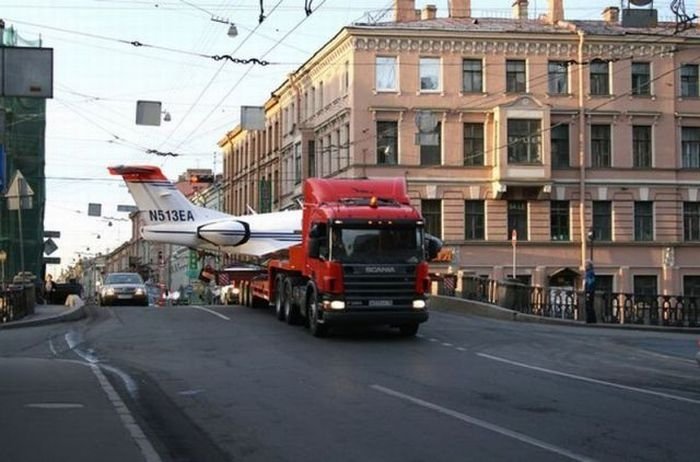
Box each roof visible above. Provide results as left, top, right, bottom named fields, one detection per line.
left=350, top=17, right=700, bottom=38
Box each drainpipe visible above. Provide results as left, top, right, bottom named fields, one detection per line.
left=577, top=29, right=587, bottom=270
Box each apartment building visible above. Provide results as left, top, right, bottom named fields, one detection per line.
left=218, top=0, right=700, bottom=296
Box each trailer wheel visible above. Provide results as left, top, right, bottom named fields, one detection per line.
left=307, top=289, right=327, bottom=338
left=274, top=276, right=285, bottom=321
left=284, top=279, right=300, bottom=325
left=399, top=323, right=419, bottom=337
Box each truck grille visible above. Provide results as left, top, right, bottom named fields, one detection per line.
left=342, top=264, right=417, bottom=310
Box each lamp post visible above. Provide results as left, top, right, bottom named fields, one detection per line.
left=587, top=227, right=594, bottom=263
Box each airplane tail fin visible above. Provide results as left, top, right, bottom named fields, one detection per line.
left=108, top=165, right=227, bottom=225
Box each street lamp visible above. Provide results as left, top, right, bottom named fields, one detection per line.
left=587, top=227, right=595, bottom=263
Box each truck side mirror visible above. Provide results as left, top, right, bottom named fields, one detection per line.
left=425, top=234, right=442, bottom=261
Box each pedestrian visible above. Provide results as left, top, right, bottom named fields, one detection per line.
left=584, top=260, right=597, bottom=324
left=44, top=274, right=56, bottom=304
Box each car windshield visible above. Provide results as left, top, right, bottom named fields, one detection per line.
left=331, top=226, right=423, bottom=264
left=105, top=274, right=143, bottom=285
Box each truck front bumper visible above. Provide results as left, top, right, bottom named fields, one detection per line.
left=321, top=309, right=428, bottom=326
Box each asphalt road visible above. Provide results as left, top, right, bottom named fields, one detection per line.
left=1, top=303, right=699, bottom=462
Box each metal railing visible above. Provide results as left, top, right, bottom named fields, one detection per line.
left=0, top=285, right=34, bottom=324
left=435, top=276, right=700, bottom=328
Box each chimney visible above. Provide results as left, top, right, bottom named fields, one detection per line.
left=547, top=0, right=563, bottom=23
left=448, top=0, right=471, bottom=18
left=394, top=0, right=417, bottom=22
left=602, top=6, right=619, bottom=24
left=512, top=0, right=529, bottom=20
left=422, top=4, right=437, bottom=20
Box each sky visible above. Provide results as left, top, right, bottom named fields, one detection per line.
left=2, top=0, right=697, bottom=272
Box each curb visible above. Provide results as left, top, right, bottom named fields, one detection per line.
left=0, top=305, right=87, bottom=330
left=430, top=295, right=700, bottom=334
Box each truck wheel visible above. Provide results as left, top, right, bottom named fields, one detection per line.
left=399, top=324, right=419, bottom=337
left=284, top=279, right=300, bottom=325
left=274, top=276, right=285, bottom=321
left=307, top=290, right=327, bottom=338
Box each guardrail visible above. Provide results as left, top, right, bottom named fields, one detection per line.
left=434, top=276, right=699, bottom=328
left=0, top=285, right=35, bottom=323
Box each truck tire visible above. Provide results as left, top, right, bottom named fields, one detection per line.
left=399, top=323, right=419, bottom=337
left=284, top=278, right=300, bottom=325
left=307, top=289, right=327, bottom=338
left=274, top=276, right=285, bottom=321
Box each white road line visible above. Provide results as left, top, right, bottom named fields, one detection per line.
left=477, top=353, right=700, bottom=405
left=371, top=384, right=595, bottom=462
left=456, top=347, right=467, bottom=352
left=90, top=364, right=162, bottom=462
left=442, top=342, right=453, bottom=347
left=188, top=305, right=230, bottom=321
left=49, top=339, right=57, bottom=356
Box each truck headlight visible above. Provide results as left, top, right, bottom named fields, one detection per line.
left=412, top=300, right=426, bottom=309
left=323, top=300, right=345, bottom=310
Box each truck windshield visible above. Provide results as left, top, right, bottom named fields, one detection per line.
left=331, top=226, right=423, bottom=263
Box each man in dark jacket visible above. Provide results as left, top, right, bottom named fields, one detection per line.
left=584, top=261, right=596, bottom=323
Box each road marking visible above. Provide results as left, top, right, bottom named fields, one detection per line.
left=188, top=305, right=230, bottom=321
left=477, top=353, right=700, bottom=405
left=371, top=384, right=594, bottom=462
left=25, top=403, right=84, bottom=409
left=442, top=342, right=453, bottom=347
left=90, top=364, right=162, bottom=462
left=456, top=347, right=467, bottom=352
left=428, top=338, right=438, bottom=342
left=178, top=389, right=205, bottom=396
left=49, top=339, right=57, bottom=356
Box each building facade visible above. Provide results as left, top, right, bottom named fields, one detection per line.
left=218, top=0, right=700, bottom=297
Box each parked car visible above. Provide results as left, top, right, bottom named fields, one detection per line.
left=99, top=272, right=148, bottom=306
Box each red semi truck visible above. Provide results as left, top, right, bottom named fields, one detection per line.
left=239, top=177, right=441, bottom=337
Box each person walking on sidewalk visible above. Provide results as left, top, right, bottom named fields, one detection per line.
left=44, top=274, right=56, bottom=304
left=584, top=261, right=597, bottom=324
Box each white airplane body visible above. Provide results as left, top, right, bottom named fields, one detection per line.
left=108, top=165, right=302, bottom=257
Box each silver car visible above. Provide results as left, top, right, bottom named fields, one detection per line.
left=99, top=272, right=149, bottom=306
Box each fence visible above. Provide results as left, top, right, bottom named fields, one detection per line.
left=0, top=285, right=35, bottom=324
left=435, top=276, right=700, bottom=328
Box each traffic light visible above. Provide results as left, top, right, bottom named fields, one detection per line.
left=189, top=174, right=214, bottom=184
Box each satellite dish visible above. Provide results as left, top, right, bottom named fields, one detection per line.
left=629, top=0, right=652, bottom=6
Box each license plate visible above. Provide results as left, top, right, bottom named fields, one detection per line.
left=117, top=294, right=132, bottom=299
left=368, top=300, right=392, bottom=307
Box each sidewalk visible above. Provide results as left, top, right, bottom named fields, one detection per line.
left=0, top=303, right=87, bottom=330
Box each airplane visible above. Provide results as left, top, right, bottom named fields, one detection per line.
left=108, top=165, right=302, bottom=257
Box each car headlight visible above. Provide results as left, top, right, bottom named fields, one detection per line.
left=135, top=288, right=145, bottom=295
left=232, top=288, right=240, bottom=295
left=412, top=299, right=426, bottom=309
left=106, top=288, right=115, bottom=296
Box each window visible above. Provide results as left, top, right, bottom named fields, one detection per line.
left=318, top=81, right=324, bottom=111
left=592, top=201, right=612, bottom=241
left=307, top=140, right=316, bottom=177
left=591, top=124, right=611, bottom=168
left=506, top=60, right=526, bottom=93
left=421, top=199, right=442, bottom=239
left=462, top=59, right=483, bottom=93
left=551, top=124, right=570, bottom=168
left=464, top=200, right=485, bottom=240
left=683, top=276, right=700, bottom=297
left=550, top=201, right=570, bottom=241
left=507, top=119, right=541, bottom=164
left=294, top=143, right=302, bottom=185
left=590, top=59, right=610, bottom=95
left=343, top=61, right=349, bottom=92
left=419, top=57, right=440, bottom=91
left=684, top=202, right=700, bottom=241
left=463, top=123, right=484, bottom=166
left=681, top=127, right=700, bottom=168
left=548, top=61, right=568, bottom=94
left=634, top=201, right=653, bottom=241
left=634, top=275, right=657, bottom=297
left=420, top=121, right=441, bottom=166
left=680, top=64, right=699, bottom=97
left=633, top=125, right=652, bottom=168
left=631, top=62, right=651, bottom=96
left=376, top=56, right=397, bottom=91
left=596, top=275, right=614, bottom=295
left=508, top=201, right=528, bottom=241
left=376, top=121, right=398, bottom=165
